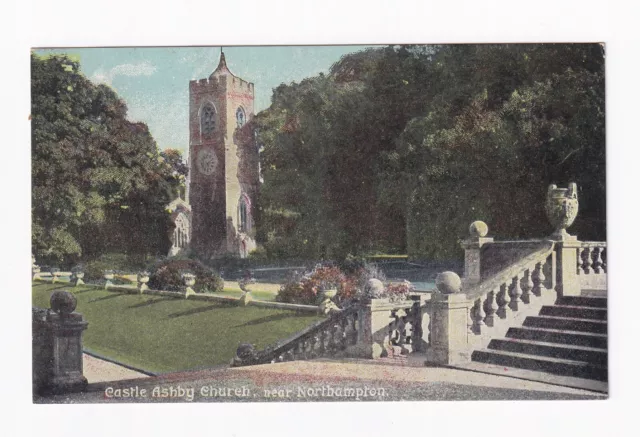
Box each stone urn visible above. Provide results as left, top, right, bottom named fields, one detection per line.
left=50, top=267, right=61, bottom=284
left=103, top=270, right=115, bottom=289
left=137, top=271, right=150, bottom=293
left=182, top=273, right=196, bottom=298
left=546, top=183, right=579, bottom=240
left=319, top=288, right=340, bottom=315
left=71, top=271, right=85, bottom=287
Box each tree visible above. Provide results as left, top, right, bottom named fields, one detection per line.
left=31, top=53, right=181, bottom=266
left=255, top=44, right=605, bottom=261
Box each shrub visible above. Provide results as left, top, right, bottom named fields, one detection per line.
left=148, top=259, right=224, bottom=293
left=84, top=253, right=143, bottom=281
left=276, top=265, right=359, bottom=306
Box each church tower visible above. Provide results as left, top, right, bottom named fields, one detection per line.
left=188, top=52, right=259, bottom=258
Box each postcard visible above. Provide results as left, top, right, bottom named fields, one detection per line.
left=31, top=44, right=607, bottom=403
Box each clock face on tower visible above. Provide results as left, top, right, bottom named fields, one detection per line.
left=197, top=148, right=217, bottom=175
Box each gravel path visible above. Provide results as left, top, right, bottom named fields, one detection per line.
left=38, top=359, right=604, bottom=403
left=83, top=354, right=149, bottom=383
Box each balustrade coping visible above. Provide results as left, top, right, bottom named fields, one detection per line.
left=579, top=241, right=607, bottom=248
left=480, top=239, right=556, bottom=245
left=464, top=241, right=555, bottom=301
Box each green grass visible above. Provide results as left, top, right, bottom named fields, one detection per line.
left=32, top=283, right=323, bottom=374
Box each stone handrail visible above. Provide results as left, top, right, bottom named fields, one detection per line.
left=465, top=241, right=554, bottom=301
left=464, top=240, right=555, bottom=335
left=231, top=305, right=360, bottom=367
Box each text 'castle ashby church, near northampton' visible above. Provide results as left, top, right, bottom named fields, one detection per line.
left=168, top=52, right=260, bottom=259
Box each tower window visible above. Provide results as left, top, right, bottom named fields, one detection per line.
left=238, top=194, right=251, bottom=232
left=236, top=107, right=246, bottom=128
left=201, top=104, right=216, bottom=135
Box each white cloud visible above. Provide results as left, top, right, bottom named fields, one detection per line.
left=91, top=61, right=157, bottom=85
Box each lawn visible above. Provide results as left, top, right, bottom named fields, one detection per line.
left=32, top=283, right=323, bottom=374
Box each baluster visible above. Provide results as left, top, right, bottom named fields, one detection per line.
left=296, top=340, right=305, bottom=360
left=521, top=268, right=534, bottom=304
left=285, top=349, right=295, bottom=361
left=593, top=247, right=604, bottom=274
left=348, top=313, right=358, bottom=345
left=331, top=323, right=341, bottom=353
left=339, top=318, right=348, bottom=350
left=532, top=261, right=546, bottom=296
left=484, top=288, right=499, bottom=327
left=467, top=304, right=475, bottom=335
left=308, top=334, right=318, bottom=358
left=317, top=330, right=326, bottom=355
left=509, top=273, right=523, bottom=311
left=497, top=282, right=511, bottom=319
left=410, top=305, right=423, bottom=347
left=584, top=247, right=594, bottom=274
left=577, top=248, right=583, bottom=274
left=397, top=316, right=407, bottom=346
left=472, top=297, right=486, bottom=334
left=602, top=248, right=607, bottom=273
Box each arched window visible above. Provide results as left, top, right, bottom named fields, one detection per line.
left=238, top=195, right=251, bottom=233
left=201, top=103, right=216, bottom=135
left=236, top=107, right=246, bottom=128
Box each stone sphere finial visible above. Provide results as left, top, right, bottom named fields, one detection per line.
left=435, top=271, right=462, bottom=294
left=469, top=221, right=489, bottom=238
left=365, top=278, right=385, bottom=298
left=50, top=290, right=77, bottom=315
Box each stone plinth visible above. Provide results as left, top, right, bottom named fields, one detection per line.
left=32, top=292, right=88, bottom=395
left=555, top=239, right=581, bottom=297
left=425, top=292, right=473, bottom=366
left=460, top=221, right=494, bottom=286
left=349, top=299, right=404, bottom=359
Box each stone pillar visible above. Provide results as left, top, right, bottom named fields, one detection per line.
left=425, top=271, right=473, bottom=365
left=32, top=290, right=88, bottom=395
left=354, top=299, right=396, bottom=358
left=555, top=239, right=582, bottom=297
left=460, top=221, right=493, bottom=286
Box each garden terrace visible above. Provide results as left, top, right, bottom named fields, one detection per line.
left=32, top=283, right=324, bottom=374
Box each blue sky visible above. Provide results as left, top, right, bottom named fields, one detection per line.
left=35, top=46, right=380, bottom=155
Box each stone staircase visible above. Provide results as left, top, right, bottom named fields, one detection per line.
left=470, top=296, right=607, bottom=387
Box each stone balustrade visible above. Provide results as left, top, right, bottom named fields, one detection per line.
left=232, top=306, right=361, bottom=366
left=577, top=242, right=607, bottom=292
left=424, top=210, right=607, bottom=366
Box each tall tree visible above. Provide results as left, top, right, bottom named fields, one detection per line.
left=31, top=53, right=180, bottom=265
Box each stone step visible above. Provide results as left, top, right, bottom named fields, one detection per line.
left=506, top=326, right=607, bottom=349
left=471, top=349, right=608, bottom=382
left=539, top=305, right=607, bottom=320
left=556, top=296, right=607, bottom=308
left=454, top=361, right=608, bottom=393
left=523, top=315, right=607, bottom=334
left=487, top=338, right=607, bottom=365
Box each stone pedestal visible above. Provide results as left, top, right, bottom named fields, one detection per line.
left=349, top=299, right=397, bottom=359
left=460, top=221, right=493, bottom=286
left=555, top=238, right=581, bottom=297
left=425, top=292, right=473, bottom=366
left=239, top=291, right=253, bottom=306
left=32, top=291, right=88, bottom=395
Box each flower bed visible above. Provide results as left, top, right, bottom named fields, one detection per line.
left=276, top=263, right=413, bottom=305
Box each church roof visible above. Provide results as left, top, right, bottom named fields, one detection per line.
left=210, top=52, right=236, bottom=79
